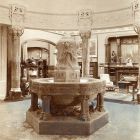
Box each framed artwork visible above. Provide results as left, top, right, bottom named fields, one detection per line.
left=89, top=39, right=97, bottom=57
left=77, top=38, right=97, bottom=57
left=77, top=41, right=82, bottom=58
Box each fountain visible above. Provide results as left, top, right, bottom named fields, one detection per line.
left=26, top=35, right=108, bottom=135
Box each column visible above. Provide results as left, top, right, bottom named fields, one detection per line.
left=105, top=43, right=110, bottom=63
left=116, top=38, right=121, bottom=63
left=96, top=93, right=105, bottom=112
left=22, top=42, right=28, bottom=62
left=80, top=95, right=90, bottom=121
left=29, top=92, right=38, bottom=111
left=79, top=31, right=91, bottom=77
left=134, top=27, right=140, bottom=89
left=138, top=32, right=140, bottom=89
left=6, top=27, right=12, bottom=99
left=8, top=28, right=23, bottom=100
left=40, top=95, right=52, bottom=120
left=0, top=26, right=8, bottom=100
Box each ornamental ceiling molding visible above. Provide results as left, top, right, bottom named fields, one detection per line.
left=0, top=4, right=134, bottom=30
left=9, top=4, right=26, bottom=30
left=0, top=4, right=131, bottom=15
left=25, top=8, right=132, bottom=30
left=104, top=32, right=137, bottom=44
left=22, top=38, right=56, bottom=46
left=78, top=9, right=93, bottom=32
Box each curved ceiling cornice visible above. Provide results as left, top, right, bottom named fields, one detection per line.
left=0, top=1, right=133, bottom=30
left=22, top=38, right=56, bottom=46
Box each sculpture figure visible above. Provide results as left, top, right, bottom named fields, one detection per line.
left=111, top=51, right=117, bottom=63
left=126, top=58, right=133, bottom=66
left=56, top=36, right=78, bottom=69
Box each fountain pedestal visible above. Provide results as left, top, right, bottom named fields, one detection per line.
left=26, top=78, right=108, bottom=135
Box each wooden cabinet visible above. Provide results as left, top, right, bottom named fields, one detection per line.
left=78, top=62, right=98, bottom=78
left=104, top=65, right=139, bottom=86
left=105, top=35, right=138, bottom=64
left=37, top=59, right=48, bottom=78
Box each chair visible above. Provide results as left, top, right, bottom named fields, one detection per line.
left=100, top=74, right=115, bottom=91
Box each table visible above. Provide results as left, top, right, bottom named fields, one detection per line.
left=118, top=81, right=131, bottom=93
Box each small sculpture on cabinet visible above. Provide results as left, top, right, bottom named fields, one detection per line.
left=111, top=51, right=117, bottom=63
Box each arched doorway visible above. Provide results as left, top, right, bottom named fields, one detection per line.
left=20, top=39, right=56, bottom=96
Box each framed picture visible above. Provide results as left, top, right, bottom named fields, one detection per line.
left=89, top=39, right=97, bottom=57
left=77, top=38, right=97, bottom=57
left=77, top=41, right=82, bottom=58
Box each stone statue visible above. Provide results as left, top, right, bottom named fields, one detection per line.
left=56, top=36, right=78, bottom=69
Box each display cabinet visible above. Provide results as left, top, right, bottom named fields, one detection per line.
left=78, top=62, right=98, bottom=78
left=102, top=64, right=139, bottom=87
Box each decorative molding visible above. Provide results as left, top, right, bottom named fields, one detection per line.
left=0, top=4, right=130, bottom=15
left=78, top=9, right=93, bottom=31
left=9, top=4, right=26, bottom=30
left=0, top=4, right=133, bottom=30
left=132, top=0, right=139, bottom=12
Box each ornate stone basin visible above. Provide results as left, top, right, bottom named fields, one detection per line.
left=30, top=77, right=106, bottom=106
left=27, top=35, right=108, bottom=135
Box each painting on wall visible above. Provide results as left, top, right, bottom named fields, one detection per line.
left=77, top=41, right=82, bottom=58
left=121, top=44, right=138, bottom=63
left=77, top=38, right=97, bottom=57
left=89, top=39, right=97, bottom=57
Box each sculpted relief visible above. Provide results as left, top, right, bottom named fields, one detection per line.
left=56, top=36, right=78, bottom=69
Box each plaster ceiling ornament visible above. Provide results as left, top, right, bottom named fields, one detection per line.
left=78, top=9, right=93, bottom=32
left=132, top=0, right=140, bottom=32
left=9, top=4, right=26, bottom=31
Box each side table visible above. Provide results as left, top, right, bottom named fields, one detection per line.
left=118, top=81, right=131, bottom=94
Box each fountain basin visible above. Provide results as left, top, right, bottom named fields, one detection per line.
left=26, top=34, right=108, bottom=135
left=27, top=77, right=108, bottom=135
left=30, top=77, right=106, bottom=106
left=31, top=77, right=105, bottom=96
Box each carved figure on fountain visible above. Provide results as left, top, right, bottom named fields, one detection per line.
left=56, top=35, right=79, bottom=69
left=55, top=35, right=80, bottom=82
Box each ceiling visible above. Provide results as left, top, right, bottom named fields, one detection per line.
left=0, top=0, right=135, bottom=30
left=1, top=0, right=132, bottom=14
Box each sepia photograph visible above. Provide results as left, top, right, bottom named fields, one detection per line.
left=0, top=0, right=140, bottom=140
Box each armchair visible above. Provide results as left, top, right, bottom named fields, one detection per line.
left=100, top=74, right=115, bottom=91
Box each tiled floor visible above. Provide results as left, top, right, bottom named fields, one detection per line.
left=0, top=99, right=140, bottom=140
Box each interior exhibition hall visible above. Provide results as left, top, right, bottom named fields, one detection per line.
left=0, top=0, right=140, bottom=140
